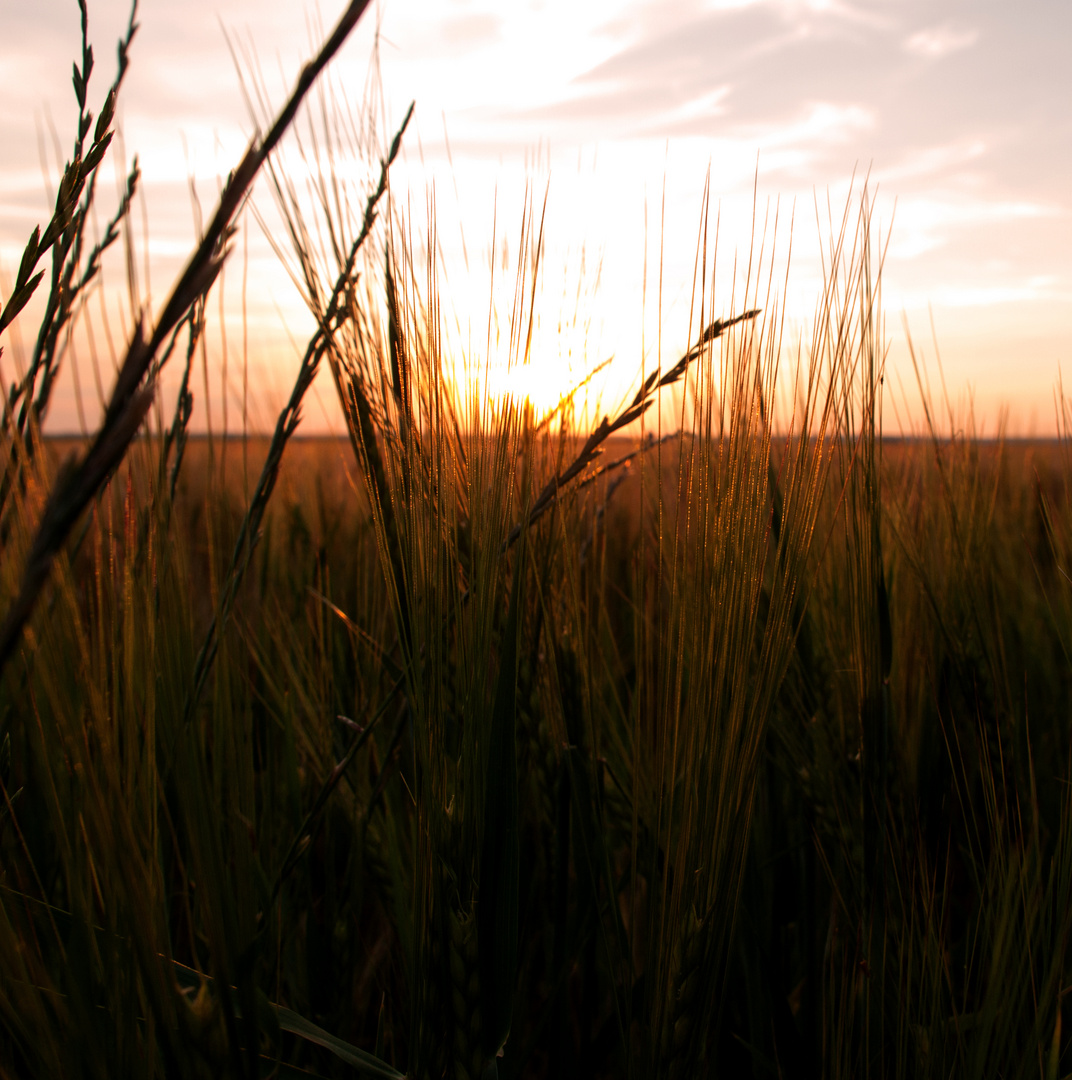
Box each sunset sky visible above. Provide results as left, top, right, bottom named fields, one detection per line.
left=1, top=0, right=1069, bottom=434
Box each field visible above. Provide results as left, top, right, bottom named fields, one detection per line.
left=3, top=3, right=1072, bottom=1078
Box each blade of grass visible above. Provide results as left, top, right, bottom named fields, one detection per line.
left=478, top=544, right=525, bottom=1068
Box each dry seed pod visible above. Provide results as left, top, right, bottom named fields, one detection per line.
left=415, top=876, right=451, bottom=1080
left=659, top=905, right=708, bottom=1079
left=521, top=710, right=555, bottom=826
left=448, top=903, right=484, bottom=1080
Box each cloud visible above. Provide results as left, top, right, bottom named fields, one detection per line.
left=934, top=278, right=1060, bottom=308
left=873, top=140, right=987, bottom=186
left=484, top=0, right=893, bottom=146
left=903, top=23, right=979, bottom=59
left=892, top=277, right=1066, bottom=310
left=748, top=101, right=874, bottom=146
left=888, top=195, right=1059, bottom=259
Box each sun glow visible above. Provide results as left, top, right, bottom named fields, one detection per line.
left=482, top=354, right=594, bottom=422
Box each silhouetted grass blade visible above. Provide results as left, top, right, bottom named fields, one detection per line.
left=478, top=552, right=524, bottom=1069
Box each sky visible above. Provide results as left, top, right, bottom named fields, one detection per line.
left=1, top=0, right=1070, bottom=435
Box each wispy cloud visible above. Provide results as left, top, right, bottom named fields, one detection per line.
left=873, top=140, right=987, bottom=186
left=892, top=276, right=1066, bottom=310
left=903, top=23, right=979, bottom=59
left=888, top=196, right=1059, bottom=259
left=935, top=278, right=1061, bottom=308
left=748, top=101, right=874, bottom=146
left=632, top=85, right=733, bottom=136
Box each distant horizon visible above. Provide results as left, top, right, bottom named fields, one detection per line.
left=36, top=430, right=1070, bottom=445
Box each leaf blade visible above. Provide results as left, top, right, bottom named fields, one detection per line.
left=478, top=552, right=524, bottom=1061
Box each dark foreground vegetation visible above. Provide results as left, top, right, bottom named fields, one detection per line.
left=2, top=2, right=1072, bottom=1078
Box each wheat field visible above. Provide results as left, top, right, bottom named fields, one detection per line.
left=2, top=2, right=1071, bottom=1078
